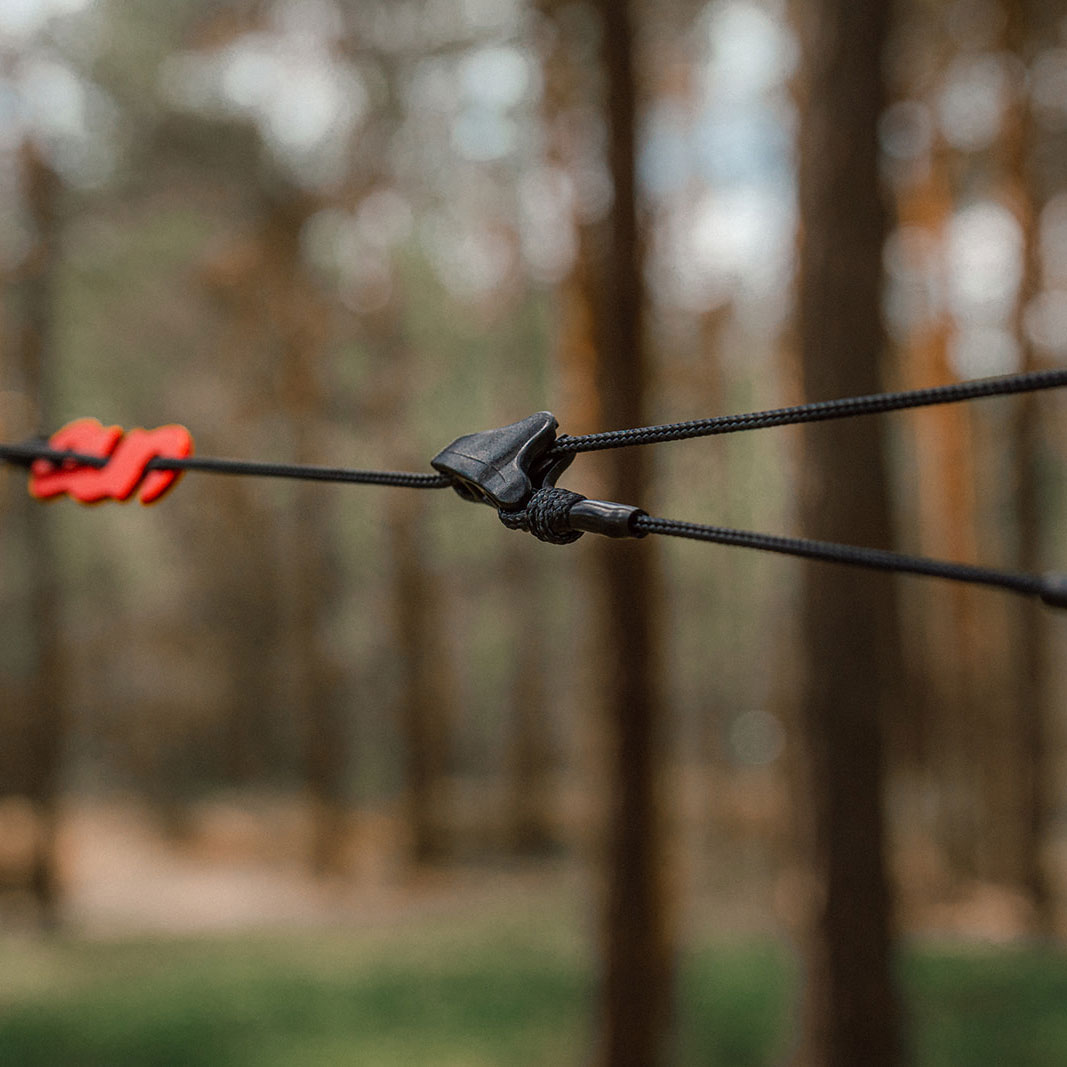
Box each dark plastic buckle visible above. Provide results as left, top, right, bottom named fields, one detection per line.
left=432, top=412, right=647, bottom=540
left=431, top=412, right=573, bottom=509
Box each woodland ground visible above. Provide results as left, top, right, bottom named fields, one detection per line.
left=1, top=798, right=1066, bottom=1064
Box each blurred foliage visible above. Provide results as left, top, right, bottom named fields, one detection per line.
left=5, top=915, right=1067, bottom=1065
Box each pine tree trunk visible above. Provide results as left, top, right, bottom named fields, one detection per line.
left=1001, top=0, right=1053, bottom=932
left=595, top=2, right=674, bottom=1063
left=793, top=2, right=903, bottom=1062
left=503, top=542, right=556, bottom=856
left=389, top=486, right=454, bottom=866
left=265, top=194, right=349, bottom=876
left=16, top=142, right=66, bottom=927
left=895, top=131, right=988, bottom=878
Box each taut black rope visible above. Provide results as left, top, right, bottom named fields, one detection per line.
left=632, top=514, right=1067, bottom=608
left=548, top=367, right=1067, bottom=457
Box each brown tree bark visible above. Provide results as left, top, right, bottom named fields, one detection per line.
left=531, top=0, right=608, bottom=863
left=212, top=190, right=350, bottom=875
left=895, top=132, right=989, bottom=880
left=199, top=237, right=288, bottom=788
left=345, top=47, right=458, bottom=871
left=1001, top=0, right=1053, bottom=932
left=15, top=142, right=66, bottom=926
left=388, top=487, right=455, bottom=865
left=268, top=197, right=351, bottom=876
left=793, top=2, right=903, bottom=1063
left=594, top=2, right=674, bottom=1064
left=503, top=540, right=556, bottom=857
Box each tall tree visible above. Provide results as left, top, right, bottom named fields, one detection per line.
left=199, top=220, right=289, bottom=790
left=1001, top=0, right=1053, bottom=932
left=376, top=287, right=459, bottom=866
left=792, top=1, right=903, bottom=1063
left=13, top=142, right=66, bottom=926
left=503, top=540, right=556, bottom=856
left=363, top=47, right=459, bottom=868
left=894, top=118, right=989, bottom=878
left=203, top=182, right=350, bottom=874
left=389, top=486, right=456, bottom=865
left=269, top=193, right=350, bottom=877
left=594, top=1, right=674, bottom=1063
left=531, top=0, right=609, bottom=864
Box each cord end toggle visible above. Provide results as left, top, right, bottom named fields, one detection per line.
left=568, top=498, right=647, bottom=539
left=1039, top=573, right=1067, bottom=610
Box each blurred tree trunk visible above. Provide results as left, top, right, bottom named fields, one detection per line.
left=259, top=193, right=349, bottom=875
left=792, top=2, right=903, bottom=1064
left=359, top=246, right=455, bottom=867
left=15, top=142, right=66, bottom=926
left=536, top=0, right=605, bottom=440
left=377, top=332, right=455, bottom=871
left=389, top=487, right=454, bottom=865
left=594, top=2, right=674, bottom=1064
left=344, top=46, right=458, bottom=870
left=498, top=307, right=556, bottom=857
left=199, top=215, right=310, bottom=794
left=379, top=343, right=457, bottom=868
left=494, top=296, right=557, bottom=858
left=533, top=0, right=607, bottom=863
left=1001, top=0, right=1053, bottom=932
left=220, top=192, right=349, bottom=874
left=199, top=246, right=286, bottom=787
left=895, top=132, right=989, bottom=879
left=215, top=489, right=284, bottom=784
left=503, top=541, right=555, bottom=856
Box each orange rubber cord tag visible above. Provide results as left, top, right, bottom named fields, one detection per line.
left=29, top=418, right=194, bottom=504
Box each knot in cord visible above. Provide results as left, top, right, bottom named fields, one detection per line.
left=498, top=487, right=586, bottom=544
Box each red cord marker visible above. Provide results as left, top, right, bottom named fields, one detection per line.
left=29, top=418, right=194, bottom=504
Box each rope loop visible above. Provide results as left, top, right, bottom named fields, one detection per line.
left=498, top=487, right=586, bottom=544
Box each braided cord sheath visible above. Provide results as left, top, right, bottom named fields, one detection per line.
left=0, top=443, right=452, bottom=489
left=634, top=515, right=1045, bottom=599
left=549, top=367, right=1067, bottom=456
left=151, top=456, right=452, bottom=489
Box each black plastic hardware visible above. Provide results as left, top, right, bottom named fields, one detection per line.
left=431, top=413, right=647, bottom=540
left=431, top=412, right=574, bottom=509
left=568, top=498, right=647, bottom=538
left=1039, top=573, right=1067, bottom=609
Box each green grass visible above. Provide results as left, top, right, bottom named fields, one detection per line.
left=2, top=914, right=1067, bottom=1065
left=906, top=946, right=1067, bottom=1067
left=0, top=912, right=590, bottom=1067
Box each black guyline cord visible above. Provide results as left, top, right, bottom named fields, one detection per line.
left=549, top=366, right=1067, bottom=456
left=632, top=515, right=1067, bottom=608
left=1, top=365, right=1066, bottom=605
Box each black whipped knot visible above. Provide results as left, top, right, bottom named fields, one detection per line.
left=498, top=486, right=586, bottom=544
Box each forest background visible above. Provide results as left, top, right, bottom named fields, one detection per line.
left=2, top=0, right=1067, bottom=1063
